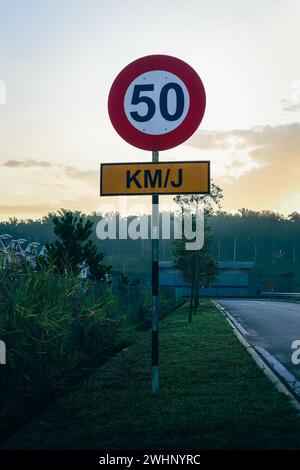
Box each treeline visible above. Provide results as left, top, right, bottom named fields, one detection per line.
left=211, top=209, right=300, bottom=272
left=1, top=208, right=300, bottom=274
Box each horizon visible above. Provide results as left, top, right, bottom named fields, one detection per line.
left=1, top=205, right=299, bottom=225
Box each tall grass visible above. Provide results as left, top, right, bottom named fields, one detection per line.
left=0, top=265, right=129, bottom=438
left=0, top=265, right=182, bottom=441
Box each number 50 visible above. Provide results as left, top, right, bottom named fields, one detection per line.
left=130, top=83, right=185, bottom=123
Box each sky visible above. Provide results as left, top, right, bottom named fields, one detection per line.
left=0, top=0, right=299, bottom=220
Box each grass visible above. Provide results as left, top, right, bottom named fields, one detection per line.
left=2, top=299, right=300, bottom=450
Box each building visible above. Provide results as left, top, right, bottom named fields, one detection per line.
left=159, top=261, right=255, bottom=298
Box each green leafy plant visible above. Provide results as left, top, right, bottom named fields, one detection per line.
left=0, top=265, right=128, bottom=440
left=44, top=210, right=111, bottom=281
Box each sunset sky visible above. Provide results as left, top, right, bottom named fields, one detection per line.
left=0, top=0, right=299, bottom=220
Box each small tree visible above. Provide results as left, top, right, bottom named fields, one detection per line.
left=173, top=183, right=222, bottom=322
left=45, top=210, right=110, bottom=281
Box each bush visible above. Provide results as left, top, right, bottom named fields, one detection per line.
left=0, top=266, right=129, bottom=438
left=0, top=265, right=181, bottom=441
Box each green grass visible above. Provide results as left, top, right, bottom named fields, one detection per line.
left=2, top=299, right=300, bottom=450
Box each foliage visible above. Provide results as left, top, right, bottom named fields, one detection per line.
left=4, top=204, right=300, bottom=289
left=0, top=265, right=128, bottom=440
left=3, top=205, right=300, bottom=282
left=174, top=182, right=223, bottom=216
left=173, top=183, right=222, bottom=321
left=45, top=210, right=111, bottom=281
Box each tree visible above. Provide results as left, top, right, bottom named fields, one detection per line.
left=173, top=183, right=222, bottom=322
left=45, top=210, right=110, bottom=281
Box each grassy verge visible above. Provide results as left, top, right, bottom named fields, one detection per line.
left=3, top=299, right=300, bottom=450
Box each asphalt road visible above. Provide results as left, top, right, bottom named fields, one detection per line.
left=216, top=299, right=300, bottom=380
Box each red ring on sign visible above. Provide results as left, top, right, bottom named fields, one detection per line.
left=108, top=55, right=206, bottom=151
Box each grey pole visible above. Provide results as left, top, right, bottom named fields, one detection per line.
left=152, top=150, right=159, bottom=394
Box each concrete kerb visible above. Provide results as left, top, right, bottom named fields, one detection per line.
left=212, top=299, right=300, bottom=413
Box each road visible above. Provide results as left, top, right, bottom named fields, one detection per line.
left=216, top=299, right=300, bottom=380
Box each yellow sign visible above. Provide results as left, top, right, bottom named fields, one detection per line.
left=100, top=161, right=210, bottom=196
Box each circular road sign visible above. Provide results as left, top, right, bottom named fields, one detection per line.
left=108, top=54, right=206, bottom=151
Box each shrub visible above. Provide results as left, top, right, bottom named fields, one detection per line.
left=0, top=265, right=129, bottom=436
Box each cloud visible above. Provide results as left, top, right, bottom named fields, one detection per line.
left=188, top=131, right=248, bottom=151
left=3, top=159, right=53, bottom=168
left=0, top=203, right=58, bottom=216
left=1, top=159, right=97, bottom=182
left=0, top=159, right=101, bottom=220
left=189, top=123, right=300, bottom=153
left=63, top=166, right=97, bottom=182
left=188, top=123, right=300, bottom=212
left=1, top=122, right=300, bottom=217
left=188, top=123, right=300, bottom=168
left=281, top=100, right=300, bottom=113
left=281, top=80, right=300, bottom=113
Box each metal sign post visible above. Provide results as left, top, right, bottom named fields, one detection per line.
left=106, top=54, right=208, bottom=395
left=152, top=150, right=159, bottom=394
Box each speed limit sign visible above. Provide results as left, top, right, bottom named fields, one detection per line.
left=108, top=54, right=206, bottom=151
left=106, top=54, right=208, bottom=396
